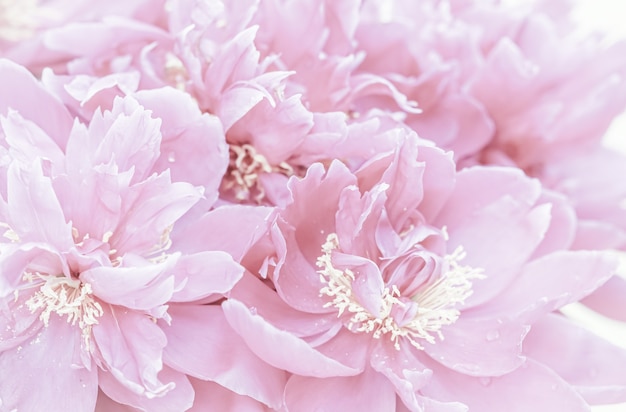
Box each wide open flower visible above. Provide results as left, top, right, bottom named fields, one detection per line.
left=222, top=132, right=625, bottom=411
left=0, top=68, right=246, bottom=410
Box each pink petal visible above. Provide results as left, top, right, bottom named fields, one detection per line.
left=169, top=251, right=244, bottom=303
left=335, top=182, right=387, bottom=260
left=6, top=162, right=74, bottom=249
left=524, top=313, right=626, bottom=404
left=478, top=250, right=620, bottom=320
left=98, top=365, right=193, bottom=412
left=370, top=340, right=434, bottom=411
left=95, top=390, right=141, bottom=412
left=92, top=305, right=171, bottom=397
left=274, top=162, right=357, bottom=313
left=415, top=145, right=457, bottom=222
left=222, top=298, right=360, bottom=378
left=421, top=358, right=590, bottom=412
left=171, top=204, right=273, bottom=261
left=189, top=378, right=272, bottom=412
left=162, top=304, right=286, bottom=409
left=1, top=110, right=64, bottom=167
left=284, top=368, right=397, bottom=412
left=580, top=276, right=626, bottom=322
left=313, top=327, right=370, bottom=371
left=0, top=242, right=68, bottom=298
left=110, top=171, right=201, bottom=256
left=229, top=272, right=339, bottom=340
left=134, top=87, right=228, bottom=205
left=234, top=93, right=314, bottom=164
left=432, top=166, right=551, bottom=307
left=0, top=59, right=73, bottom=149
left=0, top=315, right=97, bottom=411
left=82, top=255, right=177, bottom=310
left=423, top=314, right=529, bottom=376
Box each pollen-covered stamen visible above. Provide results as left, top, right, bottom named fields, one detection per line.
left=164, top=52, right=188, bottom=91
left=222, top=143, right=294, bottom=203
left=24, top=272, right=103, bottom=347
left=316, top=233, right=484, bottom=351
left=146, top=225, right=174, bottom=264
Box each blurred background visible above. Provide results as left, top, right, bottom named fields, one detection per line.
left=568, top=1, right=626, bottom=410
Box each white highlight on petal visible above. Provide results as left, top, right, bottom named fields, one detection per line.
left=317, top=233, right=484, bottom=350
left=0, top=0, right=39, bottom=42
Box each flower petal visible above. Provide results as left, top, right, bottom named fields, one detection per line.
left=169, top=251, right=244, bottom=303
left=524, top=313, right=626, bottom=404
left=421, top=358, right=590, bottom=412
left=189, top=378, right=272, bottom=412
left=0, top=58, right=73, bottom=149
left=82, top=255, right=177, bottom=310
left=98, top=365, right=193, bottom=412
left=222, top=298, right=360, bottom=378
left=0, top=314, right=98, bottom=411
left=284, top=368, right=397, bottom=412
left=423, top=314, right=529, bottom=376
left=93, top=305, right=171, bottom=397
left=162, top=304, right=286, bottom=409
left=477, top=250, right=620, bottom=321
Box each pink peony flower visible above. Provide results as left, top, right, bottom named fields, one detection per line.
left=354, top=0, right=626, bottom=324
left=0, top=59, right=268, bottom=411
left=0, top=0, right=168, bottom=75
left=222, top=132, right=625, bottom=410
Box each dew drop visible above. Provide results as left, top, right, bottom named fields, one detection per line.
left=486, top=330, right=500, bottom=341
left=249, top=306, right=257, bottom=315
left=167, top=152, right=176, bottom=163
left=478, top=377, right=492, bottom=387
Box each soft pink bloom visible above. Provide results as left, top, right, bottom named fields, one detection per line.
left=0, top=59, right=259, bottom=411
left=223, top=132, right=625, bottom=410
left=23, top=0, right=426, bottom=207
left=0, top=0, right=168, bottom=74
left=355, top=0, right=626, bottom=322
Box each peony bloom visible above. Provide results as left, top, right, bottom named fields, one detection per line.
left=222, top=132, right=626, bottom=410
left=0, top=59, right=261, bottom=411
left=354, top=0, right=626, bottom=324
left=22, top=0, right=426, bottom=207
left=0, top=0, right=168, bottom=75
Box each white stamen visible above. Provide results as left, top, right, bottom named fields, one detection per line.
left=24, top=272, right=103, bottom=348
left=222, top=143, right=294, bottom=203
left=164, top=52, right=188, bottom=91
left=317, top=233, right=483, bottom=350
left=0, top=222, right=19, bottom=242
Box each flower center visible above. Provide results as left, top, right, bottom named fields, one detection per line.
left=24, top=271, right=103, bottom=347
left=316, top=233, right=483, bottom=350
left=164, top=52, right=188, bottom=91
left=221, top=143, right=294, bottom=203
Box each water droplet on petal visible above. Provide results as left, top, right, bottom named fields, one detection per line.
left=486, top=330, right=500, bottom=341
left=249, top=306, right=257, bottom=315
left=167, top=152, right=176, bottom=163
left=478, top=377, right=492, bottom=387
